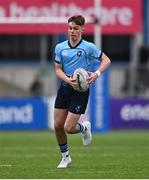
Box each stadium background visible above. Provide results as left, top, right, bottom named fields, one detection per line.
left=0, top=0, right=149, bottom=179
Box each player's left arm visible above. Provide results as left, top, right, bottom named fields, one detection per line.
left=97, top=52, right=111, bottom=74
left=88, top=52, right=111, bottom=85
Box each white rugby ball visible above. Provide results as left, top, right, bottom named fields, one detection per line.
left=73, top=68, right=89, bottom=92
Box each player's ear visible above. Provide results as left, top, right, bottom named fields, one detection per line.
left=81, top=26, right=85, bottom=33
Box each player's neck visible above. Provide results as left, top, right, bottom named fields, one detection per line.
left=69, top=37, right=82, bottom=47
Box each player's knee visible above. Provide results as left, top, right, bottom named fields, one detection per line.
left=64, top=124, right=74, bottom=134
left=54, top=121, right=63, bottom=130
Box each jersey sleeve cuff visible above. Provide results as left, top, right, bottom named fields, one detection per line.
left=55, top=60, right=61, bottom=64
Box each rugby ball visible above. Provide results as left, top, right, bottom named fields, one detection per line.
left=73, top=68, right=89, bottom=92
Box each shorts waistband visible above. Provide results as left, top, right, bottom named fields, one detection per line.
left=61, top=81, right=68, bottom=87
left=61, top=80, right=75, bottom=90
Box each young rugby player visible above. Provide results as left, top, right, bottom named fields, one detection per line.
left=54, top=15, right=111, bottom=168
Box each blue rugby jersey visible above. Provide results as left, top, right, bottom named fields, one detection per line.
left=55, top=39, right=102, bottom=77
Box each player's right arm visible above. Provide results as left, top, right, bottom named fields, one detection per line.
left=55, top=62, right=78, bottom=89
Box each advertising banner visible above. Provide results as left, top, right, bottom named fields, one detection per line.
left=111, top=98, right=149, bottom=129
left=0, top=0, right=142, bottom=34
left=0, top=98, right=47, bottom=130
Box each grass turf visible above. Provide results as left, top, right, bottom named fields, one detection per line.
left=0, top=130, right=149, bottom=179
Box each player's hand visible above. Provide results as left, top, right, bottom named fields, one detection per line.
left=67, top=77, right=79, bottom=89
left=87, top=72, right=98, bottom=85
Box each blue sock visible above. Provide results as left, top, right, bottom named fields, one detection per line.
left=59, top=143, right=69, bottom=153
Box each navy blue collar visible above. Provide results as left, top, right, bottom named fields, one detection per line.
left=68, top=39, right=82, bottom=49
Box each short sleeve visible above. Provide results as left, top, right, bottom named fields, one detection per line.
left=89, top=43, right=102, bottom=60
left=55, top=44, right=61, bottom=63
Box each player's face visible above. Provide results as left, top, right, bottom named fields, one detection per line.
left=68, top=22, right=84, bottom=42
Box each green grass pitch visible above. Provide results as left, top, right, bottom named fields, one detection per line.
left=0, top=130, right=149, bottom=179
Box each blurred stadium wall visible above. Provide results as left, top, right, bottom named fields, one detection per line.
left=0, top=0, right=149, bottom=131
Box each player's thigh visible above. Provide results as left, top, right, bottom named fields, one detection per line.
left=54, top=108, right=68, bottom=128
left=65, top=111, right=81, bottom=130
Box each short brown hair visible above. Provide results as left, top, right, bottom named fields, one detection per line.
left=68, top=15, right=85, bottom=26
